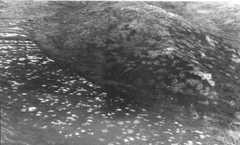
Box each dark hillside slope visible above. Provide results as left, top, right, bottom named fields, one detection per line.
left=21, top=2, right=240, bottom=114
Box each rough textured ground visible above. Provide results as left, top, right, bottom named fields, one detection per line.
left=0, top=33, right=218, bottom=145
left=1, top=1, right=240, bottom=145
left=23, top=2, right=240, bottom=110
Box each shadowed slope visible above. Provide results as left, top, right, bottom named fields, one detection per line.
left=21, top=2, right=240, bottom=108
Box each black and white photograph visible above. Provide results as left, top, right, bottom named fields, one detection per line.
left=0, top=0, right=240, bottom=145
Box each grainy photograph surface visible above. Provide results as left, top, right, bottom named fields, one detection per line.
left=0, top=1, right=240, bottom=145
